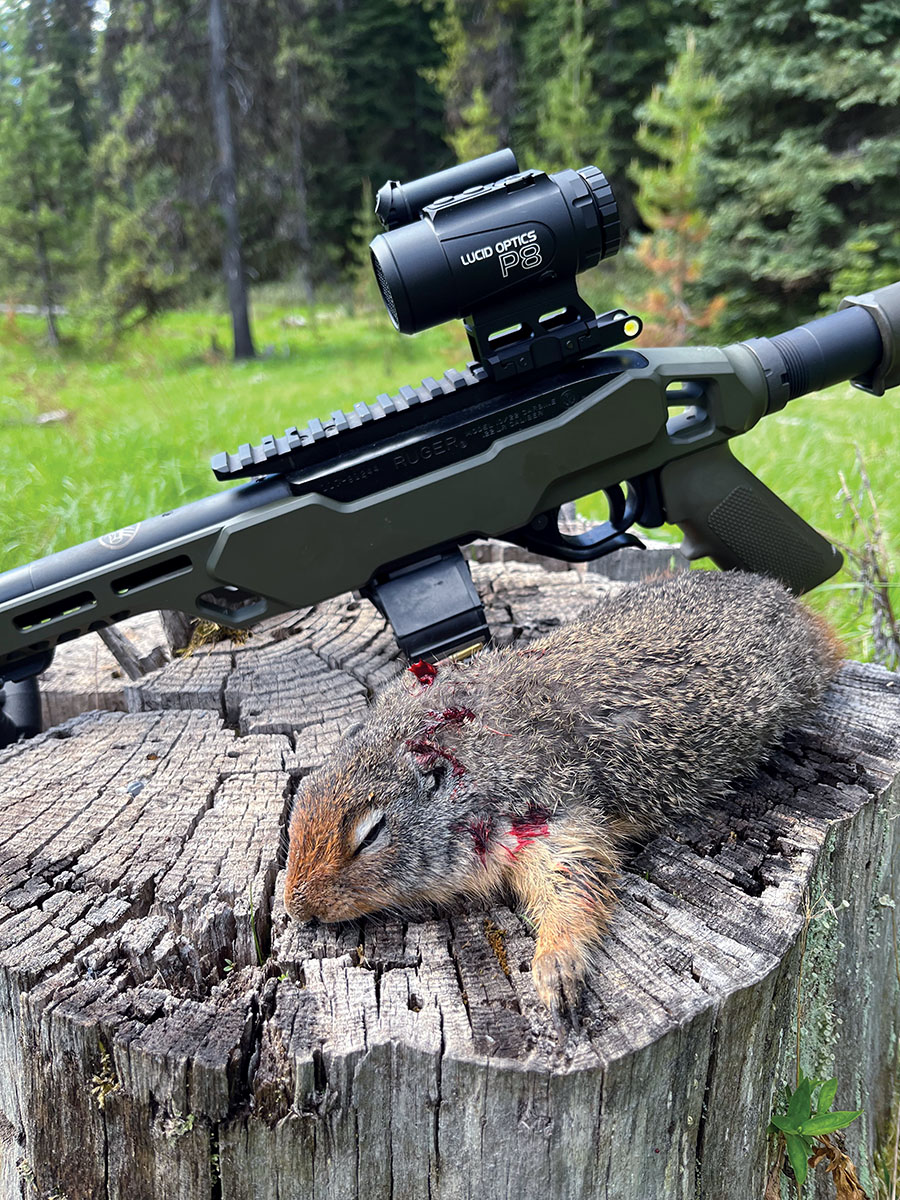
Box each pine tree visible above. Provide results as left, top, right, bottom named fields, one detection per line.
left=272, top=0, right=328, bottom=302
left=628, top=33, right=724, bottom=344
left=528, top=0, right=599, bottom=171
left=517, top=0, right=690, bottom=227
left=820, top=226, right=900, bottom=313
left=209, top=0, right=255, bottom=359
left=347, top=177, right=384, bottom=314
left=90, top=0, right=217, bottom=327
left=447, top=85, right=497, bottom=162
left=342, top=0, right=447, bottom=182
left=21, top=0, right=95, bottom=151
left=694, top=0, right=900, bottom=336
left=91, top=0, right=232, bottom=326
left=0, top=6, right=88, bottom=343
left=426, top=0, right=523, bottom=162
left=270, top=0, right=447, bottom=281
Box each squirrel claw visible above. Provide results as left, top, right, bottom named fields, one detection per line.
left=549, top=1004, right=569, bottom=1039
left=546, top=990, right=582, bottom=1038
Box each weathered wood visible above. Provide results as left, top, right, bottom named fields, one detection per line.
left=96, top=625, right=168, bottom=681
left=38, top=612, right=168, bottom=727
left=159, top=611, right=195, bottom=657
left=0, top=563, right=897, bottom=1200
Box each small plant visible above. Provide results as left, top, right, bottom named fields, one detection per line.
left=769, top=1072, right=864, bottom=1197
left=16, top=1158, right=36, bottom=1192
left=834, top=448, right=899, bottom=671
left=162, top=1109, right=196, bottom=1139
left=178, top=619, right=249, bottom=657
left=89, top=1042, right=119, bottom=1111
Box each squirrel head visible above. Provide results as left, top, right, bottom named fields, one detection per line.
left=284, top=705, right=479, bottom=924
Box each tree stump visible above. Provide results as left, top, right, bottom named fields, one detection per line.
left=0, top=562, right=897, bottom=1200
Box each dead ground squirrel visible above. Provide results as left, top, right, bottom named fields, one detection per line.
left=284, top=570, right=841, bottom=1020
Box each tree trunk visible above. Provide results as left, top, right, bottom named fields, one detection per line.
left=288, top=58, right=315, bottom=308
left=208, top=0, right=255, bottom=360
left=1, top=563, right=897, bottom=1200
left=28, top=171, right=60, bottom=348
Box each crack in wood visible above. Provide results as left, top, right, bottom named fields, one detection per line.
left=209, top=1123, right=222, bottom=1200
left=445, top=926, right=472, bottom=1032
left=693, top=1013, right=720, bottom=1196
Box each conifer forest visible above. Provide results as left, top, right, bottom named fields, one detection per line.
left=0, top=0, right=899, bottom=350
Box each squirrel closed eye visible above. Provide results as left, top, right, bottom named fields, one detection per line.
left=284, top=570, right=841, bottom=1022
left=351, top=808, right=388, bottom=855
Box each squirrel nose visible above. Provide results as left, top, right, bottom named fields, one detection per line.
left=284, top=877, right=315, bottom=922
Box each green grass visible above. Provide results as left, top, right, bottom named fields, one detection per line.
left=1, top=297, right=897, bottom=662
left=0, top=299, right=470, bottom=559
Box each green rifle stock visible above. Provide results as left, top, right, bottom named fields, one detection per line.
left=0, top=282, right=898, bottom=694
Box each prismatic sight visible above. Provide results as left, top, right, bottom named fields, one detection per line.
left=370, top=149, right=637, bottom=379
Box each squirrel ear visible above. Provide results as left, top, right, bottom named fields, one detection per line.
left=405, top=744, right=450, bottom=794
left=421, top=758, right=448, bottom=794
left=343, top=721, right=364, bottom=741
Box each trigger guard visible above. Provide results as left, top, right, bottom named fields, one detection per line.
left=501, top=485, right=646, bottom=564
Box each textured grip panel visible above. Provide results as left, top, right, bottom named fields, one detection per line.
left=707, top=486, right=833, bottom=590
left=660, top=443, right=842, bottom=594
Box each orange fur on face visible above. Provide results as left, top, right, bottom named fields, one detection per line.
left=284, top=787, right=351, bottom=920
left=284, top=778, right=405, bottom=922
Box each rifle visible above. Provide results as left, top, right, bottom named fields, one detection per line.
left=1, top=149, right=898, bottom=746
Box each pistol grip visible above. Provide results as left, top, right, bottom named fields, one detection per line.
left=659, top=443, right=842, bottom=594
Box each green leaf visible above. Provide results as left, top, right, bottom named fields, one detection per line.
left=815, top=1077, right=838, bottom=1114
left=785, top=1076, right=815, bottom=1127
left=785, top=1133, right=812, bottom=1192
left=770, top=1114, right=801, bottom=1134
left=798, top=1110, right=863, bottom=1136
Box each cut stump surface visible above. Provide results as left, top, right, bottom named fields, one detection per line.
left=0, top=563, right=897, bottom=1200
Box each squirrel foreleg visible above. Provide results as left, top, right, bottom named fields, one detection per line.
left=505, top=819, right=622, bottom=1020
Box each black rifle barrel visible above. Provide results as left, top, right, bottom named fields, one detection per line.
left=742, top=281, right=900, bottom=409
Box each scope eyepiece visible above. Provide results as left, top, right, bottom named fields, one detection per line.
left=370, top=160, right=620, bottom=337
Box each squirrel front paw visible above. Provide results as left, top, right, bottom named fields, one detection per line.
left=504, top=818, right=619, bottom=1028
left=531, top=942, right=586, bottom=1028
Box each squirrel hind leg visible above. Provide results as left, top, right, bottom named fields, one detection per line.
left=503, top=818, right=621, bottom=1023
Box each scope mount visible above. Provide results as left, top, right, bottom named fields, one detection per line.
left=465, top=281, right=641, bottom=381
